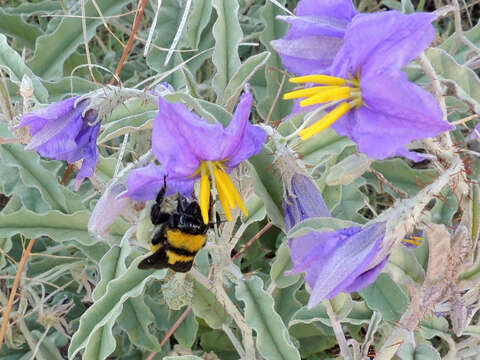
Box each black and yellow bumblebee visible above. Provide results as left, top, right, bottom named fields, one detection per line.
left=138, top=182, right=209, bottom=273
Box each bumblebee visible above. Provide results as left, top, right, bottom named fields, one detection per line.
left=138, top=182, right=209, bottom=272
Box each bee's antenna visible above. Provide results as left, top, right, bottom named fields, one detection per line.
left=208, top=219, right=228, bottom=226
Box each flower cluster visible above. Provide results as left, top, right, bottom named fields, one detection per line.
left=273, top=0, right=452, bottom=160
left=17, top=0, right=453, bottom=304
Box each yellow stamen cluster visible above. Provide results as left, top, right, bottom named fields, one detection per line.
left=198, top=161, right=247, bottom=224
left=284, top=74, right=364, bottom=140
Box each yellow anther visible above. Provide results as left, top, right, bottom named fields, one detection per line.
left=196, top=160, right=247, bottom=223
left=283, top=86, right=337, bottom=100
left=216, top=169, right=248, bottom=216
left=299, top=102, right=351, bottom=140
left=300, top=86, right=351, bottom=107
left=199, top=173, right=210, bottom=224
left=213, top=168, right=236, bottom=210
left=216, top=178, right=233, bottom=221
left=290, top=75, right=347, bottom=86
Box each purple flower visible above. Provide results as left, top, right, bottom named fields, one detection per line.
left=17, top=97, right=100, bottom=189
left=284, top=174, right=387, bottom=308
left=122, top=92, right=266, bottom=224
left=274, top=2, right=452, bottom=160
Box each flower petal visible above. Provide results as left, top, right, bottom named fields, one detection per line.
left=295, top=0, right=356, bottom=19
left=332, top=11, right=436, bottom=76
left=120, top=164, right=168, bottom=201
left=17, top=97, right=80, bottom=132
left=74, top=123, right=101, bottom=190
left=120, top=164, right=195, bottom=202
left=337, top=71, right=452, bottom=159
left=288, top=230, right=343, bottom=275
left=88, top=183, right=131, bottom=236
left=279, top=15, right=349, bottom=39
left=272, top=36, right=343, bottom=76
left=284, top=174, right=330, bottom=230
left=221, top=93, right=266, bottom=168
left=307, top=222, right=386, bottom=307
left=153, top=97, right=225, bottom=178
left=342, top=257, right=389, bottom=293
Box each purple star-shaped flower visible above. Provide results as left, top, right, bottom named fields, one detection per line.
left=122, top=92, right=267, bottom=224
left=17, top=97, right=101, bottom=189
left=273, top=1, right=452, bottom=160
left=284, top=173, right=387, bottom=308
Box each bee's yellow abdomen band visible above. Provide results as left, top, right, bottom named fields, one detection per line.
left=166, top=230, right=206, bottom=253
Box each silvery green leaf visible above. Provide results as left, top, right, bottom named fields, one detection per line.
left=325, top=153, right=372, bottom=186
left=360, top=273, right=409, bottom=322
left=235, top=276, right=301, bottom=360
left=68, top=257, right=167, bottom=359
left=212, top=0, right=242, bottom=102
left=270, top=242, right=300, bottom=288
left=287, top=217, right=359, bottom=239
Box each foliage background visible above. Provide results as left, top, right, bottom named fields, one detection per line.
left=1, top=0, right=480, bottom=359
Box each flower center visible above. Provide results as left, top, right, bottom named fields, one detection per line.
left=283, top=74, right=364, bottom=140
left=198, top=161, right=247, bottom=224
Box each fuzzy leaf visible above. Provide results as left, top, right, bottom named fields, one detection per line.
left=387, top=244, right=426, bottom=284
left=0, top=8, right=43, bottom=49
left=0, top=34, right=48, bottom=102
left=426, top=47, right=480, bottom=114
left=185, top=0, right=213, bottom=49
left=287, top=217, right=359, bottom=239
left=191, top=280, right=230, bottom=329
left=272, top=280, right=303, bottom=325
left=257, top=0, right=294, bottom=120
left=68, top=257, right=167, bottom=359
left=118, top=296, right=162, bottom=352
left=28, top=0, right=131, bottom=79
left=235, top=276, right=300, bottom=360
left=211, top=0, right=242, bottom=102
left=290, top=300, right=373, bottom=327
left=424, top=224, right=451, bottom=283
left=168, top=308, right=199, bottom=349
left=0, top=208, right=125, bottom=245
left=0, top=143, right=84, bottom=213
left=365, top=159, right=438, bottom=197
left=248, top=146, right=285, bottom=230
left=223, top=51, right=270, bottom=110
left=326, top=153, right=372, bottom=186
left=360, top=273, right=409, bottom=322
left=296, top=128, right=355, bottom=167
left=270, top=242, right=300, bottom=289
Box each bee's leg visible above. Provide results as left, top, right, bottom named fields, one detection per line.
left=150, top=206, right=170, bottom=225
left=152, top=223, right=168, bottom=246
left=155, top=176, right=167, bottom=205
left=151, top=178, right=169, bottom=225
